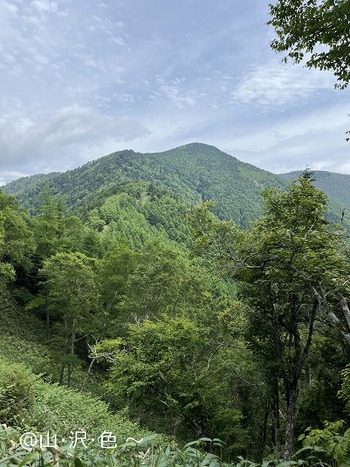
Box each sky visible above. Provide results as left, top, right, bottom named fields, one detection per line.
left=0, top=0, right=349, bottom=185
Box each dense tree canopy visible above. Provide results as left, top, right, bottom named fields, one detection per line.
left=2, top=163, right=350, bottom=464
left=192, top=173, right=350, bottom=459
left=41, top=252, right=99, bottom=386
left=0, top=191, right=34, bottom=280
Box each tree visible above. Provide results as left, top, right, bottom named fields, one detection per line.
left=192, top=173, right=350, bottom=460
left=97, top=315, right=250, bottom=452
left=268, top=0, right=350, bottom=89
left=31, top=193, right=87, bottom=335
left=121, top=239, right=188, bottom=322
left=98, top=243, right=137, bottom=327
left=98, top=317, right=207, bottom=437
left=33, top=192, right=65, bottom=260
left=41, top=252, right=99, bottom=386
left=0, top=190, right=34, bottom=282
left=76, top=245, right=132, bottom=392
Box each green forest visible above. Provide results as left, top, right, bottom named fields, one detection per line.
left=2, top=138, right=350, bottom=466
left=1, top=0, right=349, bottom=464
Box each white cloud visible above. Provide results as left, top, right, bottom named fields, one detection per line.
left=0, top=106, right=149, bottom=182
left=159, top=84, right=196, bottom=109
left=0, top=0, right=349, bottom=185
left=30, top=0, right=62, bottom=16
left=42, top=105, right=148, bottom=146
left=0, top=171, right=28, bottom=187
left=3, top=2, right=18, bottom=15
left=233, top=60, right=336, bottom=109
left=31, top=0, right=51, bottom=13
left=0, top=2, right=21, bottom=44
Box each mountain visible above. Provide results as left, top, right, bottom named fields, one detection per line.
left=4, top=143, right=349, bottom=229
left=2, top=144, right=350, bottom=461
left=3, top=143, right=286, bottom=227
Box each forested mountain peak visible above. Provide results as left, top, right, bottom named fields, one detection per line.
left=3, top=143, right=285, bottom=226
left=161, top=142, right=237, bottom=158
left=3, top=143, right=350, bottom=228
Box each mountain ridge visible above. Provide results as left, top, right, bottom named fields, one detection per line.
left=3, top=143, right=349, bottom=228
left=3, top=143, right=286, bottom=227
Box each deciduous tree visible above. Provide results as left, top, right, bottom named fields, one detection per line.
left=41, top=252, right=99, bottom=386
left=268, top=0, right=350, bottom=89
left=192, top=173, right=350, bottom=459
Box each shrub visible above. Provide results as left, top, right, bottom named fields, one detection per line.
left=0, top=360, right=37, bottom=425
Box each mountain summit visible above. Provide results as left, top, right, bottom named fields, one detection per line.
left=3, top=143, right=285, bottom=226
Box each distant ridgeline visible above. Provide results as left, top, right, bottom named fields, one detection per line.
left=3, top=143, right=349, bottom=228
left=3, top=143, right=286, bottom=228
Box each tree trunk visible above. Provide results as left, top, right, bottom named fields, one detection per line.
left=59, top=328, right=68, bottom=385
left=45, top=285, right=50, bottom=338
left=258, top=399, right=270, bottom=461
left=59, top=363, right=65, bottom=385
left=272, top=378, right=282, bottom=458
left=283, top=382, right=298, bottom=461
left=67, top=330, right=76, bottom=387
left=80, top=357, right=95, bottom=393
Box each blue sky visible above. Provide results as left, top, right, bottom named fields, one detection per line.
left=0, top=0, right=349, bottom=184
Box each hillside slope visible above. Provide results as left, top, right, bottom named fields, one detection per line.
left=3, top=143, right=286, bottom=227
left=80, top=181, right=193, bottom=250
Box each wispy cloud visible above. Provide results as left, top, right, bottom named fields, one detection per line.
left=220, top=102, right=350, bottom=174
left=232, top=60, right=336, bottom=110
left=0, top=0, right=349, bottom=184
left=156, top=78, right=198, bottom=109
left=0, top=105, right=149, bottom=182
